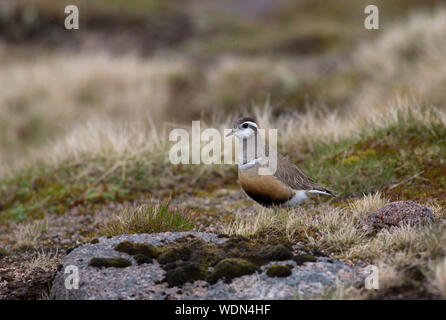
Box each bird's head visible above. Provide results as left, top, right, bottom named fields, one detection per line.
left=226, top=117, right=258, bottom=140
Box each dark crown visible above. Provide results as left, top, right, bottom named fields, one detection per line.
left=233, top=117, right=257, bottom=128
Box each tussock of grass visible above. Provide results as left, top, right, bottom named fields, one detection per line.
left=27, top=249, right=58, bottom=271
left=99, top=201, right=194, bottom=237
left=348, top=192, right=388, bottom=218
left=13, top=220, right=47, bottom=249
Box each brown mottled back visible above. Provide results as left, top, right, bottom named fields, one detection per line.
left=274, top=153, right=335, bottom=196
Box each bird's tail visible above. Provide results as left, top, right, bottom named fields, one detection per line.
left=308, top=189, right=336, bottom=197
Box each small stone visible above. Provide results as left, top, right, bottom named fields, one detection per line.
left=361, top=201, right=434, bottom=233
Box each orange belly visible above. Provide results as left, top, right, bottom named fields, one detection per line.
left=239, top=170, right=295, bottom=207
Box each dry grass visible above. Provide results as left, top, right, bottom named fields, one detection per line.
left=99, top=201, right=194, bottom=237
left=223, top=193, right=446, bottom=297
left=348, top=192, right=388, bottom=218
left=221, top=208, right=285, bottom=238
left=2, top=9, right=446, bottom=179
left=13, top=220, right=47, bottom=249
left=0, top=53, right=187, bottom=168
left=428, top=258, right=446, bottom=298
left=352, top=10, right=446, bottom=114
left=27, top=249, right=58, bottom=271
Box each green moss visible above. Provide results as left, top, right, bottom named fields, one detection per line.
left=109, top=236, right=312, bottom=285
left=164, top=261, right=207, bottom=287
left=293, top=254, right=317, bottom=265
left=114, top=241, right=160, bottom=258
left=266, top=264, right=292, bottom=278
left=90, top=238, right=99, bottom=244
left=88, top=257, right=132, bottom=268
left=157, top=245, right=191, bottom=264
left=133, top=254, right=153, bottom=265
left=260, top=244, right=293, bottom=261
left=141, top=236, right=300, bottom=285
left=207, top=258, right=258, bottom=284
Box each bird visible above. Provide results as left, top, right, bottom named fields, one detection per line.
left=226, top=117, right=335, bottom=208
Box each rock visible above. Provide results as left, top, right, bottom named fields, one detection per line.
left=51, top=232, right=366, bottom=300
left=361, top=201, right=434, bottom=233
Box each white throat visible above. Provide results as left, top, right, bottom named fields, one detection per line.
left=237, top=133, right=267, bottom=167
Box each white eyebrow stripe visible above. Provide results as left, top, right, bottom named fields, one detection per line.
left=241, top=121, right=258, bottom=128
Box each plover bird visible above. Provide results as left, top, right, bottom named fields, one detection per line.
left=226, top=117, right=335, bottom=208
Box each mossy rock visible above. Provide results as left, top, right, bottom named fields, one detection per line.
left=260, top=244, right=293, bottom=261
left=266, top=264, right=292, bottom=278
left=164, top=261, right=207, bottom=287
left=114, top=241, right=159, bottom=258
left=207, top=258, right=258, bottom=284
left=88, top=257, right=132, bottom=268
left=133, top=254, right=153, bottom=265
left=293, top=254, right=317, bottom=265
left=157, top=245, right=191, bottom=264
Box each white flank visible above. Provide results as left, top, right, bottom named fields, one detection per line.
left=283, top=190, right=308, bottom=207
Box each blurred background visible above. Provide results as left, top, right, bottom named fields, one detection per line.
left=0, top=0, right=445, bottom=167
left=2, top=1, right=446, bottom=300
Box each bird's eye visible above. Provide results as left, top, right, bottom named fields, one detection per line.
left=241, top=123, right=248, bottom=129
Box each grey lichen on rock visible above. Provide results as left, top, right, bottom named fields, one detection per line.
left=51, top=232, right=366, bottom=300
